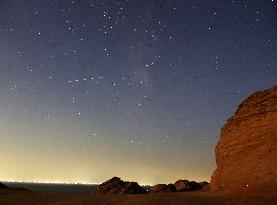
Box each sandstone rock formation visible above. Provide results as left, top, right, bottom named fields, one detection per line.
left=174, top=180, right=190, bottom=191
left=94, top=177, right=147, bottom=194
left=174, top=180, right=202, bottom=192
left=211, top=85, right=277, bottom=197
left=149, top=184, right=176, bottom=193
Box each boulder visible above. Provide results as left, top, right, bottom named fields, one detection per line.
left=210, top=86, right=277, bottom=197
left=149, top=184, right=176, bottom=193
left=121, top=182, right=148, bottom=194
left=174, top=180, right=202, bottom=191
left=199, top=181, right=209, bottom=187
left=199, top=181, right=210, bottom=190
left=187, top=181, right=203, bottom=191
left=174, top=180, right=190, bottom=191
left=94, top=177, right=147, bottom=194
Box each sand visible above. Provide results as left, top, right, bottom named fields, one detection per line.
left=0, top=190, right=276, bottom=205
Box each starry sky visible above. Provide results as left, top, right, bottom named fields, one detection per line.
left=0, top=0, right=276, bottom=185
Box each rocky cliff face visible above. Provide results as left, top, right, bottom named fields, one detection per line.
left=210, top=86, right=277, bottom=197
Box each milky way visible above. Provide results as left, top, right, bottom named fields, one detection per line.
left=0, top=0, right=276, bottom=184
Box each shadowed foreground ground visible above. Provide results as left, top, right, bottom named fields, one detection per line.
left=0, top=190, right=276, bottom=205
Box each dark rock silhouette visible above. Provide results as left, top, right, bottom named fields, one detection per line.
left=0, top=182, right=7, bottom=189
left=199, top=181, right=210, bottom=190
left=174, top=180, right=190, bottom=192
left=149, top=184, right=176, bottom=193
left=94, top=177, right=147, bottom=194
left=174, top=180, right=202, bottom=192
left=187, top=181, right=203, bottom=191
left=211, top=85, right=277, bottom=197
left=0, top=182, right=31, bottom=192
left=199, top=181, right=209, bottom=187
left=12, top=187, right=32, bottom=192
left=121, top=181, right=147, bottom=194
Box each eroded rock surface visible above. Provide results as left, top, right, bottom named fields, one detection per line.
left=94, top=177, right=147, bottom=194
left=174, top=180, right=202, bottom=191
left=211, top=86, right=277, bottom=197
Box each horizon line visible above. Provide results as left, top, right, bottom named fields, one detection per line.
left=1, top=180, right=98, bottom=185
left=0, top=179, right=153, bottom=186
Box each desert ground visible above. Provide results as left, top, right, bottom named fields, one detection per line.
left=0, top=190, right=276, bottom=205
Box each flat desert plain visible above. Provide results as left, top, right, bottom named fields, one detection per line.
left=0, top=190, right=276, bottom=205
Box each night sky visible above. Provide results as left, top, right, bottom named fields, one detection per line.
left=0, top=0, right=276, bottom=185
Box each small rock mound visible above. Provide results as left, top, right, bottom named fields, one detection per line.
left=174, top=180, right=190, bottom=191
left=0, top=182, right=7, bottom=189
left=174, top=180, right=202, bottom=191
left=210, top=85, right=277, bottom=197
left=199, top=181, right=210, bottom=190
left=149, top=184, right=176, bottom=193
left=121, top=182, right=147, bottom=194
left=187, top=181, right=204, bottom=191
left=0, top=183, right=31, bottom=192
left=199, top=181, right=209, bottom=187
left=95, top=177, right=124, bottom=193
left=94, top=177, right=147, bottom=194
